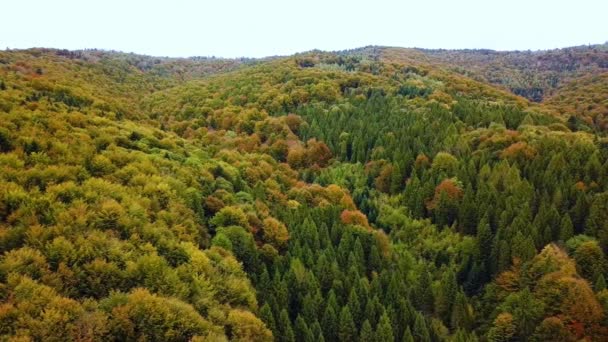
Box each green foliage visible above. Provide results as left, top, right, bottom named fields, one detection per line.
left=338, top=306, right=356, bottom=342
left=375, top=312, right=395, bottom=342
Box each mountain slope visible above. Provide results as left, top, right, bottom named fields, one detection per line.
left=410, top=44, right=608, bottom=131
left=419, top=43, right=608, bottom=101
left=545, top=72, right=608, bottom=130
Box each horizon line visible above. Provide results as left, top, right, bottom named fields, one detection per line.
left=5, top=41, right=608, bottom=60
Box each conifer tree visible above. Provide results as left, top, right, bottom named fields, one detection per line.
left=260, top=303, right=276, bottom=334
left=413, top=314, right=431, bottom=342
left=359, top=319, right=374, bottom=342
left=294, top=315, right=314, bottom=342
left=310, top=320, right=324, bottom=342
left=338, top=306, right=357, bottom=342
left=322, top=306, right=338, bottom=342
left=348, top=288, right=362, bottom=327
left=278, top=309, right=295, bottom=342
left=450, top=291, right=473, bottom=330
left=401, top=326, right=414, bottom=342
left=416, top=269, right=434, bottom=314
left=559, top=214, right=574, bottom=242
left=375, top=311, right=395, bottom=342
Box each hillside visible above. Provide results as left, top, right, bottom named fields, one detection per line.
left=419, top=43, right=608, bottom=100
left=416, top=44, right=608, bottom=131
left=545, top=72, right=608, bottom=131
left=1, top=46, right=608, bottom=341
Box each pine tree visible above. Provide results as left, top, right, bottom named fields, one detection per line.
left=571, top=192, right=589, bottom=233
left=338, top=306, right=356, bottom=342
left=416, top=269, right=434, bottom=314
left=390, top=164, right=404, bottom=194
left=310, top=320, right=324, bottom=342
left=368, top=245, right=382, bottom=273
left=401, top=326, right=414, bottom=342
left=326, top=290, right=340, bottom=317
left=301, top=293, right=318, bottom=323
left=458, top=186, right=478, bottom=235
left=352, top=239, right=366, bottom=275
left=260, top=303, right=276, bottom=334
left=404, top=174, right=424, bottom=217
left=274, top=272, right=289, bottom=311
left=322, top=305, right=337, bottom=342
left=375, top=311, right=395, bottom=342
left=348, top=288, right=362, bottom=327
left=453, top=329, right=478, bottom=342
left=497, top=240, right=511, bottom=273
left=510, top=232, right=536, bottom=263
left=278, top=309, right=295, bottom=342
left=359, top=319, right=374, bottom=342
left=257, top=266, right=272, bottom=302
left=450, top=291, right=472, bottom=330
left=435, top=269, right=458, bottom=322
left=586, top=193, right=608, bottom=251
left=434, top=190, right=452, bottom=228
left=477, top=216, right=493, bottom=277
left=412, top=314, right=431, bottom=342
left=559, top=214, right=574, bottom=242
left=294, top=315, right=314, bottom=342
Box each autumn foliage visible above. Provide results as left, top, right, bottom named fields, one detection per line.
left=426, top=178, right=463, bottom=210
left=340, top=209, right=370, bottom=229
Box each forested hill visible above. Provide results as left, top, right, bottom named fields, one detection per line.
left=310, top=44, right=608, bottom=131
left=413, top=44, right=608, bottom=130
left=1, top=46, right=608, bottom=341
left=419, top=44, right=608, bottom=100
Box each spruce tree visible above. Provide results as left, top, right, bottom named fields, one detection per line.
left=278, top=309, right=295, bottom=342
left=348, top=288, right=362, bottom=327
left=338, top=306, right=356, bottom=342
left=416, top=269, right=434, bottom=314
left=402, top=327, right=414, bottom=342
left=294, top=315, right=314, bottom=342
left=450, top=291, right=472, bottom=330
left=260, top=303, right=276, bottom=334
left=310, top=320, right=324, bottom=341
left=359, top=319, right=374, bottom=342
left=413, top=314, right=431, bottom=342
left=375, top=311, right=395, bottom=342
left=322, top=306, right=337, bottom=342
left=559, top=214, right=574, bottom=242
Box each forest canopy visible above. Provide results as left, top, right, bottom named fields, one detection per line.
left=0, top=45, right=607, bottom=341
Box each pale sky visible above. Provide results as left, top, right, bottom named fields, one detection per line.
left=2, top=0, right=607, bottom=58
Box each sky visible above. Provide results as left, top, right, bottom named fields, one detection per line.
left=2, top=0, right=607, bottom=58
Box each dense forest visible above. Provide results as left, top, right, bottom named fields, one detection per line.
left=0, top=45, right=607, bottom=341
left=420, top=43, right=608, bottom=130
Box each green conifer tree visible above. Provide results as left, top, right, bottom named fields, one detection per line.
left=338, top=306, right=357, bottom=342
